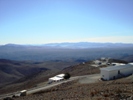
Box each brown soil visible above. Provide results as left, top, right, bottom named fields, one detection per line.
left=13, top=76, right=133, bottom=100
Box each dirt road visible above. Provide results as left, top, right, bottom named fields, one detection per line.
left=0, top=74, right=100, bottom=100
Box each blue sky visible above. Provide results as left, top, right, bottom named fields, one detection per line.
left=0, top=0, right=133, bottom=44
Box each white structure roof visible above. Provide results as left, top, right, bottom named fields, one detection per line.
left=49, top=77, right=63, bottom=81
left=94, top=60, right=100, bottom=62
left=20, top=90, right=27, bottom=93
left=94, top=60, right=101, bottom=63
left=56, top=74, right=65, bottom=78
left=129, top=63, right=133, bottom=65
left=100, top=64, right=133, bottom=71
left=111, top=63, right=125, bottom=66
left=49, top=74, right=65, bottom=81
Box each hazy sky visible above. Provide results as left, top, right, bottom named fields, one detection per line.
left=0, top=0, right=133, bottom=44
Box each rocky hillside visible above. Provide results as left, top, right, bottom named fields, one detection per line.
left=0, top=60, right=97, bottom=94
left=0, top=59, right=78, bottom=86
left=61, top=61, right=100, bottom=76
left=0, top=59, right=49, bottom=85
left=0, top=59, right=78, bottom=94
left=13, top=75, right=133, bottom=100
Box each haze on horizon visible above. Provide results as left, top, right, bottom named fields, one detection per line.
left=0, top=0, right=133, bottom=45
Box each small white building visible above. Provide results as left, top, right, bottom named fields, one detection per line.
left=48, top=74, right=65, bottom=83
left=20, top=90, right=27, bottom=96
left=94, top=60, right=101, bottom=65
left=100, top=63, right=133, bottom=80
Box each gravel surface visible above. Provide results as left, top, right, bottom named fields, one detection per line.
left=78, top=74, right=100, bottom=84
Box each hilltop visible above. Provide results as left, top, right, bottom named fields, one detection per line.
left=1, top=58, right=132, bottom=100
left=0, top=58, right=131, bottom=95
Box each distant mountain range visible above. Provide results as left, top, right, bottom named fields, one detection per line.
left=0, top=42, right=133, bottom=96
left=0, top=42, right=133, bottom=61
left=42, top=42, right=133, bottom=48
left=2, top=42, right=133, bottom=48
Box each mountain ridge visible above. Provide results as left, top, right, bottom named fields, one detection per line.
left=1, top=42, right=133, bottom=48
left=0, top=42, right=133, bottom=61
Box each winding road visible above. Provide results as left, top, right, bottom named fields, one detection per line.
left=0, top=74, right=100, bottom=100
